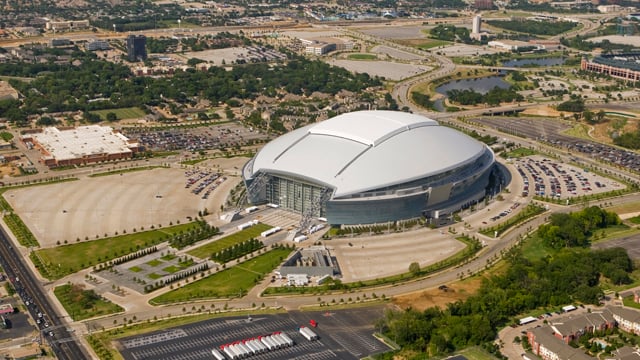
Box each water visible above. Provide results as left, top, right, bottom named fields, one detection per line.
left=502, top=57, right=566, bottom=67
left=436, top=76, right=510, bottom=95
left=433, top=76, right=511, bottom=112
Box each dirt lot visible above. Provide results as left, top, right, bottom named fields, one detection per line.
left=329, top=228, right=465, bottom=282
left=393, top=277, right=483, bottom=311
left=5, top=167, right=236, bottom=248
left=327, top=59, right=431, bottom=81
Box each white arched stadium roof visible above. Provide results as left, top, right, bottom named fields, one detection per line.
left=249, top=110, right=489, bottom=198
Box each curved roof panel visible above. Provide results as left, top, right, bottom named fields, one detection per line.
left=249, top=111, right=489, bottom=197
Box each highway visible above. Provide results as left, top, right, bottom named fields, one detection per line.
left=0, top=225, right=87, bottom=359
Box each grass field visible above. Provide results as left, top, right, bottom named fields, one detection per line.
left=54, top=284, right=123, bottom=321
left=454, top=346, right=500, bottom=360
left=562, top=123, right=591, bottom=140
left=610, top=202, right=640, bottom=215
left=347, top=53, right=377, bottom=60
left=504, top=148, right=537, bottom=158
left=0, top=132, right=13, bottom=141
left=89, top=107, right=146, bottom=121
left=416, top=39, right=450, bottom=50
left=34, top=222, right=201, bottom=280
left=186, top=224, right=272, bottom=259
left=150, top=247, right=292, bottom=304
left=520, top=233, right=553, bottom=261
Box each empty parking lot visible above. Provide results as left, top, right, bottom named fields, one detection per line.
left=118, top=307, right=390, bottom=360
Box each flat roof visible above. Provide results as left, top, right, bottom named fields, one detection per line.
left=30, top=125, right=136, bottom=161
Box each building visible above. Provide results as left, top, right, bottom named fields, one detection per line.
left=527, top=306, right=640, bottom=360
left=528, top=326, right=594, bottom=360
left=305, top=42, right=336, bottom=56
left=243, top=110, right=496, bottom=225
left=279, top=245, right=338, bottom=277
left=45, top=20, right=90, bottom=31
left=22, top=125, right=139, bottom=168
left=126, top=35, right=147, bottom=62
left=472, top=15, right=482, bottom=34
left=609, top=306, right=640, bottom=335
left=488, top=40, right=545, bottom=51
left=581, top=55, right=640, bottom=82
left=86, top=40, right=110, bottom=51
left=549, top=309, right=615, bottom=343
left=475, top=0, right=493, bottom=9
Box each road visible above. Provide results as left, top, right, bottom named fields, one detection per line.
left=2, top=14, right=639, bottom=356
left=0, top=224, right=87, bottom=359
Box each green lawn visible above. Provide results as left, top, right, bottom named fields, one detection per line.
left=416, top=39, right=451, bottom=50
left=454, top=346, right=501, bottom=360
left=520, top=233, right=553, bottom=261
left=129, top=266, right=143, bottom=273
left=89, top=107, right=146, bottom=121
left=53, top=284, right=123, bottom=321
left=34, top=222, right=201, bottom=280
left=147, top=259, right=163, bottom=267
left=148, top=273, right=163, bottom=280
left=627, top=216, right=640, bottom=225
left=163, top=265, right=180, bottom=274
left=187, top=224, right=272, bottom=259
left=0, top=132, right=13, bottom=142
left=150, top=247, right=292, bottom=304
left=161, top=254, right=177, bottom=261
left=347, top=53, right=377, bottom=60
left=504, top=148, right=537, bottom=158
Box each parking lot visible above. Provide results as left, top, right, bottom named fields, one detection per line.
left=118, top=307, right=390, bottom=360
left=514, top=156, right=622, bottom=200
left=473, top=116, right=640, bottom=172
left=123, top=123, right=269, bottom=153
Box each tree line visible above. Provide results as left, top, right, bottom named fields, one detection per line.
left=446, top=86, right=523, bottom=106
left=376, top=243, right=633, bottom=359
left=211, top=238, right=264, bottom=263
left=538, top=206, right=622, bottom=249
left=0, top=51, right=382, bottom=126
left=486, top=19, right=578, bottom=36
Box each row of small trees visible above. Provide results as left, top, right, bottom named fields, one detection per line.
left=143, top=262, right=209, bottom=293
left=211, top=238, right=263, bottom=263
left=169, top=221, right=219, bottom=249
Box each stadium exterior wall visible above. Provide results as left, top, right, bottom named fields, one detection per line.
left=243, top=111, right=496, bottom=225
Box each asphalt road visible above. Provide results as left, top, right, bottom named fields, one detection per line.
left=0, top=225, right=87, bottom=359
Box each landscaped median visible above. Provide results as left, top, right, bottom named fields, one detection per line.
left=53, top=283, right=123, bottom=321
left=479, top=202, right=547, bottom=238
left=186, top=223, right=272, bottom=259
left=31, top=222, right=206, bottom=280
left=150, top=245, right=293, bottom=305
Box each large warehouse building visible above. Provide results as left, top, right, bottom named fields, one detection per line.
left=243, top=111, right=496, bottom=225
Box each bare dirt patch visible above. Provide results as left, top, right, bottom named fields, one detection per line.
left=330, top=229, right=466, bottom=283
left=591, top=117, right=639, bottom=144
left=392, top=277, right=483, bottom=311
left=520, top=105, right=562, bottom=117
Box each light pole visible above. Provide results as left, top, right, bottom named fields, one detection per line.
left=112, top=24, right=116, bottom=33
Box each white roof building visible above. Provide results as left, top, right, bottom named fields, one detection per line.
left=248, top=110, right=487, bottom=198
left=26, top=125, right=138, bottom=166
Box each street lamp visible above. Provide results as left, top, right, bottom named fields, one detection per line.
left=112, top=24, right=116, bottom=33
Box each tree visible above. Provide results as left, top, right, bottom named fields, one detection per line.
left=106, top=112, right=118, bottom=121
left=409, top=262, right=420, bottom=275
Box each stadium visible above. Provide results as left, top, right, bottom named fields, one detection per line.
left=243, top=110, right=496, bottom=225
